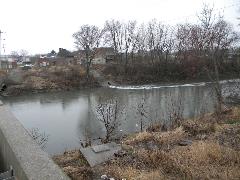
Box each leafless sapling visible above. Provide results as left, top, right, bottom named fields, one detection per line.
left=28, top=128, right=49, bottom=149
left=96, top=99, right=124, bottom=142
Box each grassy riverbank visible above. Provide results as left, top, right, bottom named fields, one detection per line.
left=1, top=63, right=239, bottom=96
left=0, top=66, right=99, bottom=96
left=53, top=106, right=240, bottom=180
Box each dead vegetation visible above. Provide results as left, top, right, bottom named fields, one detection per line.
left=53, top=106, right=240, bottom=180
left=53, top=150, right=93, bottom=180
left=23, top=66, right=97, bottom=90
left=1, top=66, right=99, bottom=96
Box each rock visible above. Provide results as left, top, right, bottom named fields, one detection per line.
left=81, top=142, right=121, bottom=167
left=114, top=150, right=127, bottom=157
left=101, top=175, right=108, bottom=179
left=178, top=140, right=193, bottom=146
left=101, top=174, right=115, bottom=180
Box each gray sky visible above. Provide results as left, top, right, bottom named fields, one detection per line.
left=0, top=0, right=239, bottom=55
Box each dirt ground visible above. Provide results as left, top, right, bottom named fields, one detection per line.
left=53, top=106, right=240, bottom=180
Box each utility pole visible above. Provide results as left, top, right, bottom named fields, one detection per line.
left=0, top=30, right=3, bottom=58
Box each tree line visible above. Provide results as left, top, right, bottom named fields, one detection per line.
left=73, top=4, right=239, bottom=74
left=73, top=4, right=239, bottom=114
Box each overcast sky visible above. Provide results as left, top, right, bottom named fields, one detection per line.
left=0, top=0, right=239, bottom=55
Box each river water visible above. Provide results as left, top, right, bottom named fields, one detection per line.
left=1, top=80, right=238, bottom=155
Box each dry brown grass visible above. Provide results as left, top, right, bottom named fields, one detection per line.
left=0, top=70, right=7, bottom=76
left=136, top=149, right=190, bottom=177
left=135, top=170, right=165, bottom=180
left=223, top=107, right=240, bottom=123
left=233, top=107, right=240, bottom=116
left=124, top=131, right=154, bottom=145
left=214, top=123, right=240, bottom=150
left=106, top=108, right=240, bottom=179
left=182, top=117, right=217, bottom=136
left=53, top=150, right=93, bottom=180
left=54, top=107, right=240, bottom=180
left=131, top=141, right=240, bottom=179
left=101, top=162, right=166, bottom=180
left=124, top=127, right=186, bottom=147
left=102, top=165, right=141, bottom=180
left=146, top=123, right=164, bottom=132
left=153, top=127, right=186, bottom=145
left=23, top=76, right=58, bottom=90
left=5, top=65, right=98, bottom=95
left=169, top=141, right=240, bottom=179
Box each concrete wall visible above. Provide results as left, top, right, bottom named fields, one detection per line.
left=0, top=100, right=69, bottom=180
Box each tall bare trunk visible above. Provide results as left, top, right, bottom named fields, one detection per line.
left=213, top=53, right=223, bottom=113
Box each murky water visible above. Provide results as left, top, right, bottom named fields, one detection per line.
left=2, top=81, right=234, bottom=155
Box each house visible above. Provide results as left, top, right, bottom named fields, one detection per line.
left=31, top=56, right=77, bottom=67
left=0, top=56, right=17, bottom=70
left=38, top=59, right=50, bottom=67
left=0, top=60, right=9, bottom=70
left=72, top=50, right=85, bottom=64
left=57, top=48, right=74, bottom=58
left=73, top=47, right=115, bottom=65
left=28, top=48, right=77, bottom=68
left=93, top=47, right=114, bottom=64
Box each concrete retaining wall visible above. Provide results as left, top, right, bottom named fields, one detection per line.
left=0, top=100, right=69, bottom=180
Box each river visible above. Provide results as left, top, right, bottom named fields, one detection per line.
left=1, top=80, right=238, bottom=155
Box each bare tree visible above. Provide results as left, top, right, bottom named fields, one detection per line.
left=72, top=11, right=239, bottom=88
left=136, top=98, right=148, bottom=132
left=122, top=21, right=137, bottom=68
left=166, top=93, right=184, bottom=129
left=172, top=4, right=239, bottom=113
left=10, top=51, right=19, bottom=57
left=104, top=20, right=124, bottom=61
left=96, top=99, right=124, bottom=142
left=73, top=25, right=103, bottom=80
left=135, top=23, right=148, bottom=61
left=198, top=5, right=238, bottom=113
left=19, top=49, right=28, bottom=57
left=10, top=49, right=29, bottom=63
left=146, top=19, right=158, bottom=65
left=79, top=127, right=92, bottom=148
left=28, top=128, right=49, bottom=149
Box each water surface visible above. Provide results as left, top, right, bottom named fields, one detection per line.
left=1, top=83, right=221, bottom=155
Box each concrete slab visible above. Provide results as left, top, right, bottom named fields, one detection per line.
left=92, top=144, right=110, bottom=153
left=80, top=142, right=121, bottom=167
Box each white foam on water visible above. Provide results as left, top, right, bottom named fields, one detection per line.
left=108, top=79, right=240, bottom=90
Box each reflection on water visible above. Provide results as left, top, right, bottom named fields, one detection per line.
left=1, top=85, right=218, bottom=155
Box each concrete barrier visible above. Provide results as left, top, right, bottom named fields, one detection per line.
left=0, top=100, right=69, bottom=180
